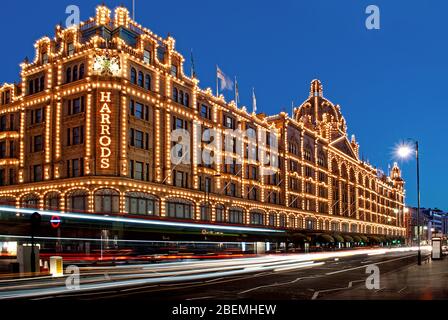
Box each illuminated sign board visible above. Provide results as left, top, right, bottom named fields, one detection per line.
left=99, top=91, right=112, bottom=169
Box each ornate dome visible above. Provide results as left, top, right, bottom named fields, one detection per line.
left=294, top=79, right=346, bottom=133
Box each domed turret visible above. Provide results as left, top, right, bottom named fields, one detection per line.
left=294, top=79, right=345, bottom=134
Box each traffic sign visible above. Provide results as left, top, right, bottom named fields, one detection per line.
left=50, top=215, right=61, bottom=229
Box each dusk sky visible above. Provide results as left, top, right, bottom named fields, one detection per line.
left=1, top=0, right=446, bottom=209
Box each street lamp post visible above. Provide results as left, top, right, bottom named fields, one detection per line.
left=415, top=141, right=422, bottom=265
left=397, top=140, right=422, bottom=265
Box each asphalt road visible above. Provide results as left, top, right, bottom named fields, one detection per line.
left=71, top=251, right=422, bottom=301
left=0, top=247, right=426, bottom=301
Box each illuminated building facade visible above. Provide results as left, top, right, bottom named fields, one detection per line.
left=0, top=5, right=406, bottom=237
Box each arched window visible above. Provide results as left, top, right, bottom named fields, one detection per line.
left=0, top=196, right=16, bottom=207
left=297, top=217, right=303, bottom=229
left=28, top=80, right=34, bottom=95
left=331, top=221, right=340, bottom=231
left=73, top=65, right=78, bottom=81
left=39, top=76, right=45, bottom=91
left=67, top=190, right=88, bottom=212
left=21, top=194, right=39, bottom=209
left=304, top=144, right=312, bottom=161
left=288, top=216, right=295, bottom=228
left=279, top=214, right=286, bottom=228
left=305, top=218, right=316, bottom=230
left=138, top=71, right=144, bottom=87
left=66, top=67, right=72, bottom=84
left=125, top=192, right=159, bottom=216
left=228, top=208, right=244, bottom=224
left=349, top=168, right=356, bottom=183
left=341, top=164, right=348, bottom=180
left=172, top=87, right=178, bottom=102
left=341, top=223, right=349, bottom=233
left=184, top=93, right=190, bottom=107
left=79, top=64, right=85, bottom=79
left=317, top=152, right=326, bottom=167
left=179, top=90, right=184, bottom=105
left=200, top=203, right=211, bottom=221
left=95, top=189, right=120, bottom=214
left=145, top=74, right=151, bottom=90
left=167, top=199, right=194, bottom=219
left=268, top=213, right=276, bottom=226
left=130, top=67, right=137, bottom=84
left=34, top=78, right=39, bottom=93
left=45, top=192, right=60, bottom=210
left=332, top=159, right=339, bottom=175
left=216, top=204, right=225, bottom=222
left=250, top=211, right=264, bottom=225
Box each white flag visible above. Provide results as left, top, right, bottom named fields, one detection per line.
left=217, top=66, right=233, bottom=91
left=235, top=77, right=240, bottom=106
left=252, top=88, right=257, bottom=114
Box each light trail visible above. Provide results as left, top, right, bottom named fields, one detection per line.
left=0, top=206, right=284, bottom=233
left=0, top=246, right=431, bottom=300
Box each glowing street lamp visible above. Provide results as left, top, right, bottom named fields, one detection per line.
left=396, top=140, right=421, bottom=265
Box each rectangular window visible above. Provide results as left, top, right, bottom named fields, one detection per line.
left=135, top=161, right=143, bottom=180
left=70, top=97, right=85, bottom=115
left=173, top=170, right=188, bottom=188
left=223, top=115, right=235, bottom=129
left=72, top=126, right=84, bottom=145
left=0, top=169, right=4, bottom=186
left=33, top=135, right=43, bottom=152
left=200, top=104, right=210, bottom=119
left=9, top=114, right=14, bottom=131
left=134, top=102, right=144, bottom=119
left=129, top=160, right=134, bottom=179
left=8, top=169, right=14, bottom=185
left=33, top=165, right=42, bottom=182
left=41, top=52, right=48, bottom=64
left=67, top=42, right=75, bottom=55
left=226, top=183, right=236, bottom=197
left=0, top=116, right=6, bottom=131
left=170, top=65, right=178, bottom=77
left=174, top=117, right=187, bottom=130
left=130, top=129, right=144, bottom=148
left=31, top=108, right=45, bottom=125
left=143, top=49, right=151, bottom=64
left=0, top=142, right=5, bottom=158
left=72, top=159, right=80, bottom=177
left=9, top=141, right=14, bottom=158
left=157, top=47, right=165, bottom=62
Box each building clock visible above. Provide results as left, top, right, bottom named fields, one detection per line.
left=93, top=55, right=121, bottom=76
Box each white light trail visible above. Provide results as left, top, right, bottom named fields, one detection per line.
left=0, top=206, right=284, bottom=233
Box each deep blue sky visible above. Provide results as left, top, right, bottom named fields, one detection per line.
left=1, top=1, right=445, bottom=209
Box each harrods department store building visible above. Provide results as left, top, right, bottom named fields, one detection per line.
left=0, top=5, right=406, bottom=237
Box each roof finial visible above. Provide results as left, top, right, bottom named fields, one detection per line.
left=310, top=79, right=323, bottom=98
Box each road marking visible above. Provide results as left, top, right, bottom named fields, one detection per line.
left=311, top=280, right=364, bottom=300
left=325, top=254, right=414, bottom=275
left=186, top=296, right=215, bottom=300
left=238, top=275, right=322, bottom=295
left=398, top=286, right=407, bottom=293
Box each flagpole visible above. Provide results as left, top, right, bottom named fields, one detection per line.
left=132, top=0, right=135, bottom=20
left=234, top=76, right=237, bottom=107
left=190, top=49, right=195, bottom=78
left=216, top=65, right=219, bottom=97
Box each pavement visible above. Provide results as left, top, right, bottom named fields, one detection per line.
left=328, top=255, right=448, bottom=300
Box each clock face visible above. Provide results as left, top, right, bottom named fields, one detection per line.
left=93, top=55, right=121, bottom=76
